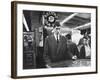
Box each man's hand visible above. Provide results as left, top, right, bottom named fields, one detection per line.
left=46, top=64, right=52, bottom=68
left=72, top=55, right=77, bottom=60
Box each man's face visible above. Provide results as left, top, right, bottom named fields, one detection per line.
left=55, top=27, right=60, bottom=35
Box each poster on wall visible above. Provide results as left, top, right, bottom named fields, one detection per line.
left=11, top=1, right=97, bottom=78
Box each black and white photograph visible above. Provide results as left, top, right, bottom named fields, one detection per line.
left=11, top=1, right=97, bottom=78
left=23, top=11, right=91, bottom=69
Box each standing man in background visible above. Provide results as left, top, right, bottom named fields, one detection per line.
left=66, top=34, right=79, bottom=59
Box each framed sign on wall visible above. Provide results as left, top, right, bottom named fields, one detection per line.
left=11, top=1, right=98, bottom=78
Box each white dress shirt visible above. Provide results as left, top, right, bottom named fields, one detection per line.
left=54, top=34, right=60, bottom=41
left=85, top=45, right=91, bottom=57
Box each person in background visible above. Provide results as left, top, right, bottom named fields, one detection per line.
left=36, top=31, right=46, bottom=68
left=66, top=34, right=79, bottom=59
left=79, top=37, right=91, bottom=59
left=78, top=32, right=91, bottom=52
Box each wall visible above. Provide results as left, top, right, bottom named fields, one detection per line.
left=0, top=0, right=99, bottom=80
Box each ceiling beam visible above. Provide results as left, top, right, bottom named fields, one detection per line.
left=23, top=14, right=30, bottom=31
left=60, top=13, right=78, bottom=26
left=74, top=22, right=91, bottom=30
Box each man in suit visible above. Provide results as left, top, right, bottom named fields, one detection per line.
left=66, top=34, right=79, bottom=58
left=43, top=22, right=73, bottom=67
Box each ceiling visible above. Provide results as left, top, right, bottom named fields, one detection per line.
left=56, top=12, right=91, bottom=30
left=23, top=10, right=91, bottom=32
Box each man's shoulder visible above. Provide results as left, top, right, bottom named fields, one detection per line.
left=45, top=35, right=53, bottom=40
left=71, top=42, right=77, bottom=45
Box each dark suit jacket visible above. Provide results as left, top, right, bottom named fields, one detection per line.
left=79, top=46, right=86, bottom=59
left=67, top=41, right=79, bottom=58
left=43, top=35, right=73, bottom=64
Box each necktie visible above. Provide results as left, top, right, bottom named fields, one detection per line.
left=57, top=35, right=59, bottom=43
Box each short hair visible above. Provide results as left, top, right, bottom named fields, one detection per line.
left=54, top=21, right=60, bottom=27
left=83, top=37, right=88, bottom=40
left=65, top=34, right=71, bottom=40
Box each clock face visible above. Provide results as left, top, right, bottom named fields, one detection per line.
left=44, top=12, right=58, bottom=27
left=47, top=15, right=55, bottom=23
